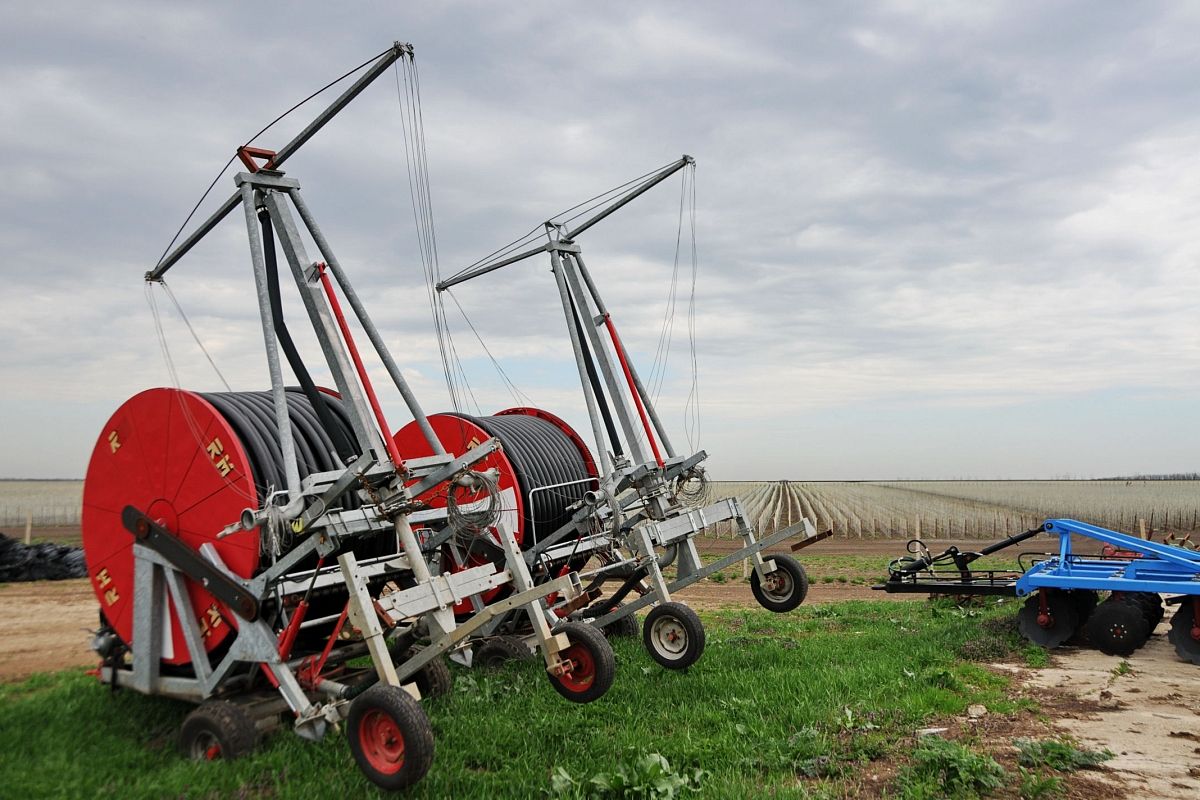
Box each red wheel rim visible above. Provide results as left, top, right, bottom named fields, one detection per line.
left=556, top=641, right=596, bottom=694
left=358, top=709, right=406, bottom=775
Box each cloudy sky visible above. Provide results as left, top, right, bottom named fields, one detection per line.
left=1, top=2, right=1197, bottom=480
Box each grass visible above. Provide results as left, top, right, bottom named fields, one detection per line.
left=0, top=599, right=1033, bottom=799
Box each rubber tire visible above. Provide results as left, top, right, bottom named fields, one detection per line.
left=1086, top=600, right=1150, bottom=657
left=643, top=602, right=706, bottom=669
left=403, top=647, right=453, bottom=699
left=474, top=636, right=531, bottom=669
left=1167, top=599, right=1200, bottom=665
left=1123, top=592, right=1164, bottom=629
left=347, top=685, right=434, bottom=791
left=750, top=554, right=809, bottom=612
left=547, top=622, right=615, bottom=703
left=587, top=602, right=641, bottom=639
left=180, top=700, right=259, bottom=761
left=1017, top=591, right=1080, bottom=649
left=1069, top=590, right=1100, bottom=624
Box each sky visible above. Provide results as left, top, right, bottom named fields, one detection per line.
left=1, top=2, right=1197, bottom=481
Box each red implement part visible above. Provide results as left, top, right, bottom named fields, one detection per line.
left=82, top=388, right=261, bottom=665
left=555, top=640, right=597, bottom=694
left=358, top=709, right=407, bottom=775
left=236, top=146, right=277, bottom=173
left=315, top=262, right=407, bottom=473
left=601, top=315, right=664, bottom=467
left=298, top=601, right=351, bottom=688
left=1036, top=587, right=1053, bottom=628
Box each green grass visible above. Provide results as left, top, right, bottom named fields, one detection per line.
left=0, top=600, right=1032, bottom=799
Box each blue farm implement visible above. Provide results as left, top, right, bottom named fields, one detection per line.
left=875, top=519, right=1200, bottom=665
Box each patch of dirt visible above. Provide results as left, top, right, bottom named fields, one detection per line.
left=1015, top=607, right=1200, bottom=799
left=0, top=578, right=98, bottom=682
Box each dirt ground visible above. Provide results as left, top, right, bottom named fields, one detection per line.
left=2, top=536, right=1196, bottom=797
left=1016, top=610, right=1200, bottom=799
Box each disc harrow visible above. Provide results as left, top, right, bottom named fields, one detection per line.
left=874, top=518, right=1200, bottom=666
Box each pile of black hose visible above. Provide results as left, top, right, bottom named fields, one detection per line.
left=0, top=532, right=87, bottom=582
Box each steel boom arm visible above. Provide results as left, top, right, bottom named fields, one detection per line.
left=146, top=41, right=413, bottom=282
left=436, top=154, right=693, bottom=291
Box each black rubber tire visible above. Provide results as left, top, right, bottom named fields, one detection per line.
left=1069, top=590, right=1100, bottom=624
left=546, top=621, right=615, bottom=703
left=643, top=602, right=706, bottom=669
left=1122, top=592, right=1164, bottom=629
left=347, top=685, right=434, bottom=791
left=474, top=636, right=532, bottom=669
left=1086, top=600, right=1151, bottom=656
left=1017, top=590, right=1080, bottom=649
left=604, top=609, right=642, bottom=639
left=1167, top=599, right=1200, bottom=666
left=179, top=700, right=259, bottom=761
left=586, top=601, right=641, bottom=639
left=750, top=554, right=809, bottom=612
left=403, top=647, right=453, bottom=699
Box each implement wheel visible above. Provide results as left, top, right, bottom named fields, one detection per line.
left=547, top=622, right=615, bottom=703
left=347, top=685, right=434, bottom=790
left=1086, top=600, right=1150, bottom=657
left=1017, top=590, right=1079, bottom=649
left=475, top=636, right=531, bottom=669
left=1069, top=590, right=1100, bottom=624
left=1121, top=592, right=1164, bottom=630
left=750, top=554, right=809, bottom=612
left=180, top=700, right=258, bottom=761
left=586, top=601, right=641, bottom=639
left=403, top=647, right=453, bottom=699
left=643, top=602, right=706, bottom=669
left=1167, top=599, right=1200, bottom=666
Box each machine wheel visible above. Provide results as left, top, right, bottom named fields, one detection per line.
left=1017, top=590, right=1080, bottom=649
left=604, top=609, right=642, bottom=639
left=403, top=648, right=453, bottom=699
left=750, top=554, right=809, bottom=612
left=1086, top=600, right=1150, bottom=656
left=1167, top=599, right=1200, bottom=665
left=1069, top=590, right=1100, bottom=624
left=546, top=622, right=615, bottom=703
left=1122, top=592, right=1164, bottom=629
left=180, top=700, right=259, bottom=761
left=586, top=601, right=641, bottom=639
left=474, top=636, right=532, bottom=669
left=347, top=685, right=434, bottom=791
left=643, top=602, right=706, bottom=669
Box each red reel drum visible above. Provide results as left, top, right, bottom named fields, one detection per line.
left=82, top=388, right=261, bottom=665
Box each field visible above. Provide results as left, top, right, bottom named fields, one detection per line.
left=0, top=480, right=83, bottom=528
left=4, top=479, right=1196, bottom=542
left=705, top=480, right=1199, bottom=540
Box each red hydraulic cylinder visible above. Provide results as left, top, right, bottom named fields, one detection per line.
left=602, top=315, right=664, bottom=468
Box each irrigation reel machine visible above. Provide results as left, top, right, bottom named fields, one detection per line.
left=81, top=41, right=828, bottom=790
left=83, top=43, right=615, bottom=790
left=427, top=158, right=830, bottom=670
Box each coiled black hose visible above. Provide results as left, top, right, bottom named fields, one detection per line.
left=198, top=390, right=399, bottom=563
left=447, top=412, right=595, bottom=547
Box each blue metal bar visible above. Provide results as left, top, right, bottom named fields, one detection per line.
left=1014, top=518, right=1200, bottom=597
